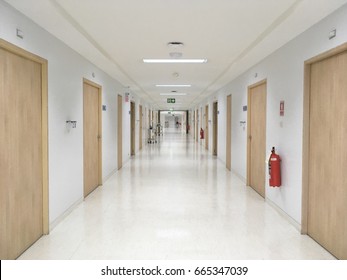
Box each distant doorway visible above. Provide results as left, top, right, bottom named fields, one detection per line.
left=131, top=101, right=136, bottom=156
left=213, top=102, right=218, bottom=156
left=226, top=95, right=232, bottom=170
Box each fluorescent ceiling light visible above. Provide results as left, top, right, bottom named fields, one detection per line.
left=156, top=84, right=191, bottom=88
left=143, top=59, right=207, bottom=63
left=160, top=93, right=187, bottom=96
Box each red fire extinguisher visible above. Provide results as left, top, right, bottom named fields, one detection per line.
left=200, top=128, right=204, bottom=139
left=269, top=147, right=281, bottom=187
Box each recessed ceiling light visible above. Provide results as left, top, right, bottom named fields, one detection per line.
left=156, top=84, right=191, bottom=87
left=143, top=59, right=207, bottom=63
left=160, top=93, right=187, bottom=96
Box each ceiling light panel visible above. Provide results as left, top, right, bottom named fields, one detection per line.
left=160, top=93, right=187, bottom=96
left=156, top=85, right=191, bottom=87
left=143, top=59, right=207, bottom=63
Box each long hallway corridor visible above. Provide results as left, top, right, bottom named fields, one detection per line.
left=19, top=131, right=334, bottom=260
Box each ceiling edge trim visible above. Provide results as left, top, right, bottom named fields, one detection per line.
left=189, top=0, right=303, bottom=107
left=49, top=0, right=157, bottom=106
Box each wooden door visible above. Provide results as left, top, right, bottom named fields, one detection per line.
left=193, top=110, right=197, bottom=140
left=247, top=80, right=267, bottom=198
left=149, top=109, right=151, bottom=128
left=0, top=40, right=48, bottom=259
left=306, top=50, right=347, bottom=259
left=226, top=95, right=232, bottom=170
left=200, top=108, right=203, bottom=140
left=139, top=105, right=143, bottom=150
left=205, top=105, right=209, bottom=150
left=83, top=79, right=102, bottom=198
left=213, top=102, right=218, bottom=156
left=117, top=94, right=123, bottom=170
left=131, top=102, right=135, bottom=156
left=196, top=110, right=198, bottom=142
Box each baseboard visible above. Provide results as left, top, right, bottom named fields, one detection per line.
left=49, top=198, right=83, bottom=231
left=230, top=168, right=247, bottom=183
left=103, top=168, right=118, bottom=182
left=266, top=198, right=301, bottom=232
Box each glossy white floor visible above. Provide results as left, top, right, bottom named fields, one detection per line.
left=19, top=130, right=334, bottom=260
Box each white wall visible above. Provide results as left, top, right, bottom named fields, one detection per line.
left=0, top=0, right=150, bottom=227
left=3, top=0, right=347, bottom=229
left=195, top=4, right=347, bottom=224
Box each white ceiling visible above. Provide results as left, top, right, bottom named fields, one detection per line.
left=5, top=0, right=347, bottom=110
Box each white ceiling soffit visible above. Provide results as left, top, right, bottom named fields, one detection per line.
left=5, top=0, right=347, bottom=110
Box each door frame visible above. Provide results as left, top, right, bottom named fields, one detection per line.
left=301, top=42, right=347, bottom=234
left=83, top=78, right=103, bottom=194
left=246, top=79, right=267, bottom=189
left=0, top=39, right=49, bottom=234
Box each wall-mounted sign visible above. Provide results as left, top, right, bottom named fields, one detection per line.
left=167, top=98, right=176, bottom=103
left=280, top=101, right=285, bottom=117
left=125, top=92, right=129, bottom=102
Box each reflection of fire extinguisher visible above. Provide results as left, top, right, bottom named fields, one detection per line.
left=269, top=147, right=281, bottom=187
left=200, top=128, right=204, bottom=139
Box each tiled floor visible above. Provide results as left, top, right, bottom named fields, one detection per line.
left=19, top=130, right=334, bottom=259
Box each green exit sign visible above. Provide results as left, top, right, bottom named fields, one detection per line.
left=167, top=98, right=176, bottom=103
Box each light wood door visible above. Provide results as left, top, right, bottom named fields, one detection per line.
left=196, top=110, right=198, bottom=142
left=149, top=109, right=151, bottom=128
left=139, top=105, right=143, bottom=150
left=117, top=94, right=122, bottom=170
left=83, top=79, right=102, bottom=198
left=308, top=51, right=347, bottom=259
left=0, top=44, right=46, bottom=259
left=205, top=105, right=209, bottom=149
left=226, top=95, right=232, bottom=170
left=131, top=101, right=135, bottom=156
left=213, top=102, right=218, bottom=156
left=193, top=110, right=197, bottom=140
left=247, top=81, right=267, bottom=198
